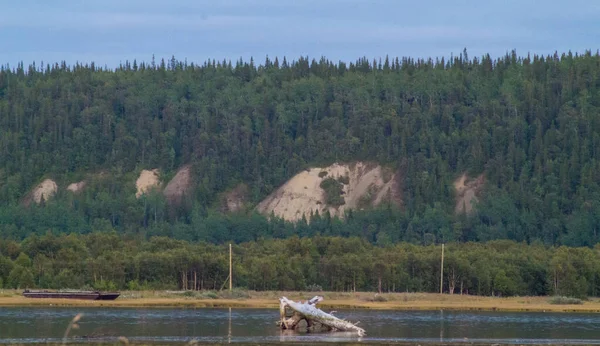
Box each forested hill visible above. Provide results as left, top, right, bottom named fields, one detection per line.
left=1, top=50, right=599, bottom=246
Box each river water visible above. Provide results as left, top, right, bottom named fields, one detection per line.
left=1, top=307, right=600, bottom=344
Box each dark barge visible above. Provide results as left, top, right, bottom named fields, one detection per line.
left=23, top=290, right=120, bottom=300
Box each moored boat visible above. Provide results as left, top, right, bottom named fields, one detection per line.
left=23, top=290, right=120, bottom=300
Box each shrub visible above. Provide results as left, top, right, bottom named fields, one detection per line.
left=8, top=266, right=34, bottom=289
left=372, top=294, right=388, bottom=302
left=337, top=175, right=350, bottom=185
left=306, top=284, right=323, bottom=292
left=127, top=280, right=139, bottom=291
left=319, top=178, right=345, bottom=207
left=127, top=280, right=151, bottom=291
left=363, top=294, right=388, bottom=302
left=220, top=288, right=250, bottom=299
left=548, top=296, right=583, bottom=305
left=183, top=290, right=197, bottom=297
left=93, top=279, right=117, bottom=291
left=199, top=291, right=219, bottom=299
left=318, top=171, right=328, bottom=178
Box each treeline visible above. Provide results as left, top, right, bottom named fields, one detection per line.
left=0, top=199, right=443, bottom=245
left=1, top=50, right=600, bottom=246
left=0, top=233, right=598, bottom=298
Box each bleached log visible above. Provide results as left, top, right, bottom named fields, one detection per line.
left=279, top=296, right=366, bottom=336
left=279, top=295, right=323, bottom=330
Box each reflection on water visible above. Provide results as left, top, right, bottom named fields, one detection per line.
left=2, top=307, right=600, bottom=344
left=278, top=329, right=364, bottom=343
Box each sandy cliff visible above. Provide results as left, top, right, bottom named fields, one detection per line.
left=257, top=162, right=401, bottom=221
left=136, top=169, right=161, bottom=198
left=454, top=173, right=485, bottom=215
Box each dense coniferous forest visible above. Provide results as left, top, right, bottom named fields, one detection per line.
left=1, top=50, right=600, bottom=294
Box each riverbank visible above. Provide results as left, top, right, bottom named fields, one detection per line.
left=1, top=290, right=599, bottom=312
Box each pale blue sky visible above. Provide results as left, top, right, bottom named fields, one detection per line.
left=1, top=0, right=599, bottom=68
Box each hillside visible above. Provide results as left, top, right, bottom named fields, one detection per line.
left=0, top=51, right=599, bottom=246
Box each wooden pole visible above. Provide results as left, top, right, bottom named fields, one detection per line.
left=440, top=243, right=444, bottom=294
left=229, top=243, right=232, bottom=292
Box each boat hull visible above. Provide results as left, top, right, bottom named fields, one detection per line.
left=95, top=293, right=121, bottom=300
left=22, top=291, right=120, bottom=300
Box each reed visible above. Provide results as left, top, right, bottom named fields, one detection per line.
left=62, top=313, right=82, bottom=345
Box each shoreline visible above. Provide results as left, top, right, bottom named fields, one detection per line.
left=1, top=291, right=599, bottom=312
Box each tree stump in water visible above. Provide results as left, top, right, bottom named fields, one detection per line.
left=278, top=296, right=366, bottom=336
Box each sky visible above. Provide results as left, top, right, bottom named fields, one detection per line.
left=1, top=0, right=599, bottom=68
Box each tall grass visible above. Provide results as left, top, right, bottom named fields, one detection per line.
left=548, top=296, right=583, bottom=305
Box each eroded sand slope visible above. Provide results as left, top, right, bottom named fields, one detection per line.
left=454, top=173, right=485, bottom=215
left=257, top=162, right=401, bottom=221
left=31, top=179, right=58, bottom=204
left=163, top=166, right=192, bottom=203
left=136, top=169, right=161, bottom=198
left=66, top=181, right=86, bottom=193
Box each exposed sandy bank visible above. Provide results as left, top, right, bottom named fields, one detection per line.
left=135, top=169, right=160, bottom=198
left=257, top=162, right=400, bottom=221
left=454, top=173, right=484, bottom=215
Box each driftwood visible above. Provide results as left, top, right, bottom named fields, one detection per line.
left=279, top=296, right=366, bottom=336
left=279, top=295, right=323, bottom=330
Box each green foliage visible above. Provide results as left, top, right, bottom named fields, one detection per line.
left=183, top=290, right=196, bottom=297
left=220, top=288, right=251, bottom=299
left=320, top=177, right=345, bottom=207
left=318, top=171, right=328, bottom=178
left=0, top=233, right=598, bottom=298
left=199, top=291, right=219, bottom=299
left=53, top=269, right=83, bottom=289
left=94, top=279, right=117, bottom=291
left=306, top=284, right=323, bottom=292
left=0, top=256, right=13, bottom=283
left=548, top=296, right=583, bottom=305
left=14, top=253, right=31, bottom=268
left=127, top=280, right=151, bottom=291
left=493, top=270, right=517, bottom=296
left=7, top=265, right=34, bottom=289
left=337, top=175, right=350, bottom=185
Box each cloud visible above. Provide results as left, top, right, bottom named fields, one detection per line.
left=0, top=11, right=263, bottom=30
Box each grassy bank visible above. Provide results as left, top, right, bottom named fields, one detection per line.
left=1, top=290, right=599, bottom=312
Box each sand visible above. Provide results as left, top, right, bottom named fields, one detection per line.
left=163, top=165, right=191, bottom=203
left=256, top=162, right=401, bottom=221
left=66, top=181, right=86, bottom=193
left=222, top=184, right=249, bottom=212
left=135, top=169, right=160, bottom=198
left=32, top=179, right=58, bottom=204
left=454, top=173, right=484, bottom=215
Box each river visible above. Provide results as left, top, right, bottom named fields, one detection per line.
left=1, top=307, right=600, bottom=344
